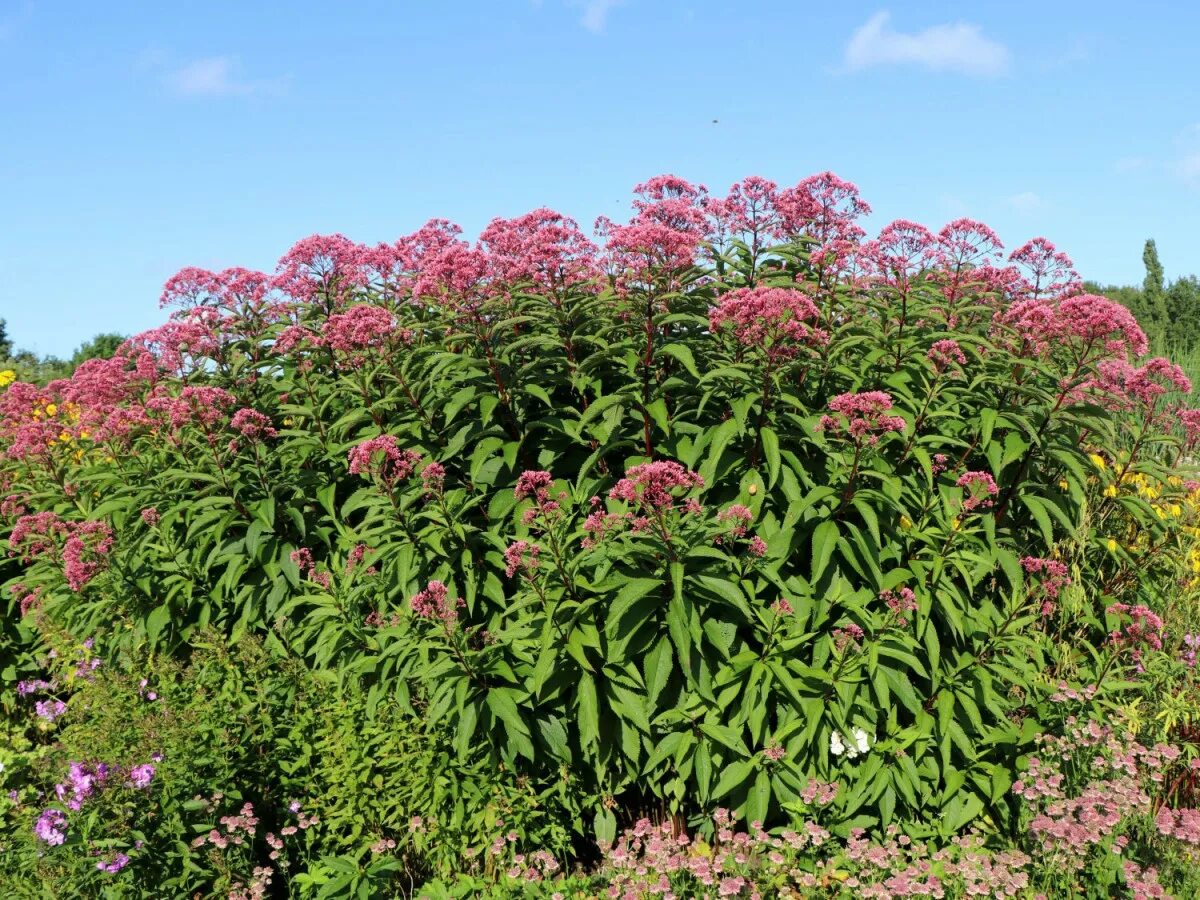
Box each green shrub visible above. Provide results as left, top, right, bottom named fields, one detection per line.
left=4, top=173, right=1200, bottom=894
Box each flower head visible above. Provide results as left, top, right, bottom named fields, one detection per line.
left=348, top=436, right=421, bottom=487
left=818, top=392, right=906, bottom=446
left=410, top=580, right=463, bottom=625
left=956, top=470, right=999, bottom=512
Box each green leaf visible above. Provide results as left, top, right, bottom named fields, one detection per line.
left=760, top=426, right=781, bottom=488
left=145, top=603, right=171, bottom=646
left=578, top=673, right=600, bottom=751
left=659, top=342, right=700, bottom=378
left=711, top=759, right=755, bottom=801
left=810, top=520, right=840, bottom=583
left=643, top=636, right=673, bottom=708
left=594, top=808, right=617, bottom=845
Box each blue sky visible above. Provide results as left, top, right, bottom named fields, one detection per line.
left=2, top=0, right=1198, bottom=358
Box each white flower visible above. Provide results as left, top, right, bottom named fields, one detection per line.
left=853, top=727, right=871, bottom=755
left=830, top=731, right=845, bottom=756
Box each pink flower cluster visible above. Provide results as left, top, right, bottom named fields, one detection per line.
left=583, top=462, right=706, bottom=547
left=609, top=461, right=704, bottom=511
left=880, top=587, right=918, bottom=627
left=514, top=469, right=567, bottom=526
left=927, top=339, right=967, bottom=372
left=347, top=435, right=421, bottom=487
left=818, top=392, right=906, bottom=446
left=715, top=504, right=752, bottom=538
left=290, top=547, right=331, bottom=589
left=1009, top=237, right=1081, bottom=300
left=62, top=520, right=114, bottom=591
left=190, top=800, right=262, bottom=850
left=480, top=207, right=599, bottom=291
left=1021, top=556, right=1071, bottom=614
left=410, top=580, right=463, bottom=625
left=996, top=294, right=1148, bottom=363
left=833, top=623, right=866, bottom=651
left=323, top=304, right=411, bottom=362
left=1106, top=603, right=1165, bottom=656
left=1011, top=715, right=1196, bottom=881
left=8, top=510, right=68, bottom=561
left=504, top=540, right=541, bottom=578
left=712, top=504, right=768, bottom=556
left=956, top=471, right=999, bottom=512
left=1084, top=357, right=1193, bottom=422
left=708, top=287, right=827, bottom=359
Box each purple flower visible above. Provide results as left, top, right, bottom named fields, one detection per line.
left=35, top=699, right=67, bottom=723
left=34, top=807, right=67, bottom=845
left=128, top=764, right=155, bottom=789
left=97, top=853, right=130, bottom=873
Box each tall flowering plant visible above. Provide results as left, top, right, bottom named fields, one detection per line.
left=2, top=169, right=1198, bottom=866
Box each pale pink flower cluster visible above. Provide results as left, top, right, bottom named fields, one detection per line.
left=347, top=435, right=421, bottom=487
left=880, top=587, right=918, bottom=626
left=322, top=304, right=411, bottom=362
left=818, top=392, right=906, bottom=446
left=1021, top=556, right=1071, bottom=614
left=585, top=462, right=705, bottom=548
left=504, top=539, right=541, bottom=579
left=610, top=461, right=704, bottom=511
left=514, top=469, right=567, bottom=526
left=956, top=471, right=999, bottom=512
left=926, top=339, right=967, bottom=372
left=708, top=287, right=827, bottom=359
left=410, top=580, right=463, bottom=625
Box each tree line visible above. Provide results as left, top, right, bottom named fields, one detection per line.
left=0, top=319, right=125, bottom=384
left=1087, top=239, right=1200, bottom=357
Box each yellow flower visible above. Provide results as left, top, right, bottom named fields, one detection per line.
left=1088, top=453, right=1106, bottom=470
left=1103, top=485, right=1118, bottom=498
left=951, top=517, right=961, bottom=531
left=899, top=515, right=913, bottom=531
left=1107, top=538, right=1119, bottom=551
left=1058, top=479, right=1069, bottom=490
left=1171, top=504, right=1183, bottom=517
left=44, top=403, right=57, bottom=416
left=0, top=369, right=15, bottom=388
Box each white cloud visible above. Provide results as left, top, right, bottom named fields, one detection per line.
left=1114, top=156, right=1149, bottom=174
left=844, top=11, right=1010, bottom=77
left=1178, top=153, right=1200, bottom=186
left=166, top=57, right=259, bottom=97
left=1174, top=124, right=1200, bottom=187
left=1007, top=191, right=1042, bottom=213
left=575, top=0, right=626, bottom=33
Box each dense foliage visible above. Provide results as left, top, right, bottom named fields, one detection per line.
left=4, top=173, right=1200, bottom=897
